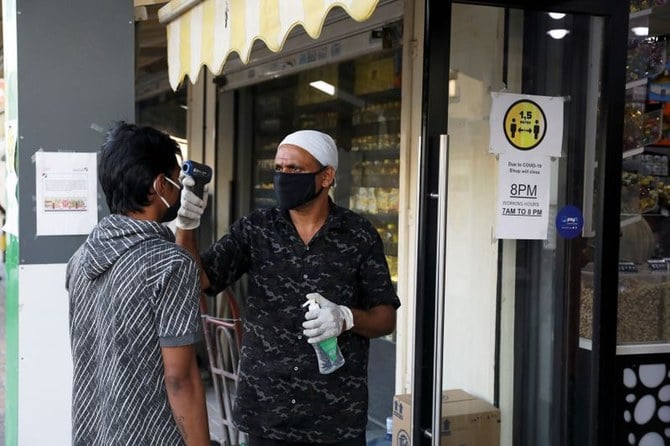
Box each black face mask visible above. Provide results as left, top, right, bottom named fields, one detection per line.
left=161, top=201, right=180, bottom=223
left=273, top=168, right=326, bottom=210
left=156, top=176, right=181, bottom=223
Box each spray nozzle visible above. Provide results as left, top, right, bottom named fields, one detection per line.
left=302, top=294, right=321, bottom=312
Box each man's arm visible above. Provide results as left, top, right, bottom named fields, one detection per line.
left=347, top=227, right=400, bottom=339
left=161, top=344, right=210, bottom=446
left=350, top=304, right=396, bottom=338
left=303, top=295, right=397, bottom=342
left=175, top=175, right=211, bottom=290
left=176, top=228, right=210, bottom=290
left=303, top=228, right=400, bottom=343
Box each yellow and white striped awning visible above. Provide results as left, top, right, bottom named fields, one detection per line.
left=158, top=0, right=381, bottom=90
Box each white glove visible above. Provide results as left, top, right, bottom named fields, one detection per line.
left=176, top=175, right=208, bottom=230
left=302, top=293, right=354, bottom=344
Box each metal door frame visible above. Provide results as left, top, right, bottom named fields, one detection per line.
left=413, top=1, right=628, bottom=445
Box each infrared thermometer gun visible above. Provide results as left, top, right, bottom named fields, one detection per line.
left=182, top=160, right=212, bottom=199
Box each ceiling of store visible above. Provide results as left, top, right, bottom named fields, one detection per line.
left=135, top=2, right=172, bottom=98
left=648, top=3, right=670, bottom=36
left=135, top=2, right=168, bottom=75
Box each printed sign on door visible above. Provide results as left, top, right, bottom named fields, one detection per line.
left=490, top=93, right=564, bottom=157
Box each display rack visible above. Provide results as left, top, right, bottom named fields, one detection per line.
left=621, top=3, right=670, bottom=237
left=616, top=2, right=670, bottom=318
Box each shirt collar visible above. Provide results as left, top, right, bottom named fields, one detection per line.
left=324, top=199, right=345, bottom=230
left=276, top=198, right=346, bottom=231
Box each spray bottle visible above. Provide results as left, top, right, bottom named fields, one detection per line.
left=303, top=295, right=345, bottom=374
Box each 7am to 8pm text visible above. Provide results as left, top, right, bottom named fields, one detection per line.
left=501, top=207, right=542, bottom=216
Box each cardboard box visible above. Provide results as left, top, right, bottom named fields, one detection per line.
left=392, top=389, right=500, bottom=446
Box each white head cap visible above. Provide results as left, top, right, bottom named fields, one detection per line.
left=278, top=130, right=338, bottom=171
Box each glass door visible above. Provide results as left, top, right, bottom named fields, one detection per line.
left=413, top=2, right=627, bottom=446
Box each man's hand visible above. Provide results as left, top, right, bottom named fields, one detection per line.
left=302, top=293, right=354, bottom=344
left=176, top=175, right=207, bottom=230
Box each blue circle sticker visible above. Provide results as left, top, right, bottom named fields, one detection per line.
left=555, top=205, right=583, bottom=239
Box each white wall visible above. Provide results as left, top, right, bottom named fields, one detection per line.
left=441, top=4, right=504, bottom=402
left=18, top=264, right=72, bottom=445
left=394, top=0, right=424, bottom=395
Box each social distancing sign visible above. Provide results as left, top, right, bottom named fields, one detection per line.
left=503, top=100, right=546, bottom=150
left=490, top=93, right=564, bottom=156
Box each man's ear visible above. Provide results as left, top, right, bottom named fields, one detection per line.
left=321, top=166, right=336, bottom=187
left=153, top=174, right=166, bottom=194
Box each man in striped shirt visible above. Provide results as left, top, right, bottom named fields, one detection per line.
left=66, top=123, right=210, bottom=445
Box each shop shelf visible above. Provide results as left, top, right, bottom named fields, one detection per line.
left=623, top=147, right=646, bottom=158
left=350, top=148, right=400, bottom=158
left=626, top=78, right=648, bottom=90
left=351, top=175, right=399, bottom=189
left=252, top=198, right=275, bottom=208
left=352, top=120, right=401, bottom=136
left=252, top=185, right=274, bottom=192
left=620, top=214, right=643, bottom=228
left=359, top=88, right=401, bottom=104
left=629, top=2, right=670, bottom=35
left=360, top=212, right=399, bottom=222
left=254, top=169, right=275, bottom=179
left=294, top=99, right=342, bottom=114
left=629, top=7, right=652, bottom=20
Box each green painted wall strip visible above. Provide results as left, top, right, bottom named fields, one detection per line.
left=3, top=0, right=18, bottom=443
left=5, top=233, right=18, bottom=446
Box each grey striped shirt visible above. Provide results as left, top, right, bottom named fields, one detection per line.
left=66, top=214, right=201, bottom=446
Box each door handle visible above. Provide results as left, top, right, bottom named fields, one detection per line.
left=431, top=134, right=449, bottom=445
left=581, top=18, right=604, bottom=238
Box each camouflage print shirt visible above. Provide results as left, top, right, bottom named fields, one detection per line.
left=201, top=201, right=400, bottom=443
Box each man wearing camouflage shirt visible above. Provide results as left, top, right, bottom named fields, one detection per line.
left=176, top=130, right=400, bottom=445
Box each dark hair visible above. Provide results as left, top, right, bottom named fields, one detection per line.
left=99, top=122, right=181, bottom=214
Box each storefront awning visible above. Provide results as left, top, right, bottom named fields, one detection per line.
left=158, top=0, right=381, bottom=90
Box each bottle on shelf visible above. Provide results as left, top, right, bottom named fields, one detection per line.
left=375, top=188, right=389, bottom=214
left=388, top=188, right=399, bottom=213
left=367, top=187, right=378, bottom=214
left=352, top=108, right=361, bottom=126
left=387, top=223, right=398, bottom=243
left=386, top=255, right=398, bottom=283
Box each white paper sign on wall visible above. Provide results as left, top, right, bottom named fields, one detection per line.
left=35, top=151, right=98, bottom=236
